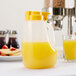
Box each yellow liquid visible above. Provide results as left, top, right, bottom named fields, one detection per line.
left=63, top=40, right=76, bottom=60
left=22, top=42, right=57, bottom=69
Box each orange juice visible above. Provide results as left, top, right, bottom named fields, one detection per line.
left=63, top=40, right=76, bottom=60
left=22, top=42, right=57, bottom=69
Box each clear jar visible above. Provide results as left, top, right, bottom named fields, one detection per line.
left=22, top=11, right=57, bottom=69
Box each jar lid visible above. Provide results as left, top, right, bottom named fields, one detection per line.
left=7, top=30, right=17, bottom=35
left=25, top=11, right=50, bottom=21
left=0, top=31, right=6, bottom=35
left=12, top=31, right=17, bottom=34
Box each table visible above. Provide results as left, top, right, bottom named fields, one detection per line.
left=0, top=59, right=76, bottom=76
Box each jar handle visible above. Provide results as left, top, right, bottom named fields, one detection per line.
left=45, top=22, right=55, bottom=47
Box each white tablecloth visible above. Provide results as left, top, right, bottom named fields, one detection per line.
left=0, top=59, right=76, bottom=76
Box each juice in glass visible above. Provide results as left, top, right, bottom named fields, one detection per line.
left=63, top=40, right=76, bottom=60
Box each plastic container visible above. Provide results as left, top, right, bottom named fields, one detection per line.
left=22, top=11, right=57, bottom=69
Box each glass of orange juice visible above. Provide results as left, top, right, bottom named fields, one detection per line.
left=63, top=35, right=76, bottom=61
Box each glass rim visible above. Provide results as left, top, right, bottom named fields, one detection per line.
left=63, top=35, right=76, bottom=40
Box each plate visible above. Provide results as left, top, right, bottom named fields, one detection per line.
left=0, top=56, right=22, bottom=61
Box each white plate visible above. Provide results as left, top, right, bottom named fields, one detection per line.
left=0, top=56, right=22, bottom=61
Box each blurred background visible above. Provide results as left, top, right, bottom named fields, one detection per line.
left=0, top=0, right=74, bottom=47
